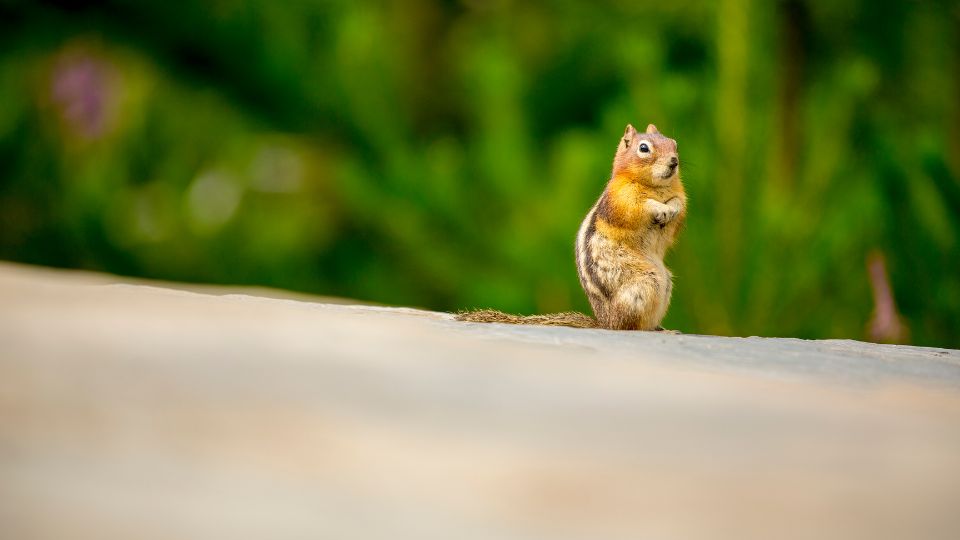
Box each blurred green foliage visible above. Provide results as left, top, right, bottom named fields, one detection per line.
left=1, top=0, right=958, bottom=347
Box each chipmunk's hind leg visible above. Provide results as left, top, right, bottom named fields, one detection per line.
left=609, top=277, right=666, bottom=331
left=599, top=307, right=642, bottom=330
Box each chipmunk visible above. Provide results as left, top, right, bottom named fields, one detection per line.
left=457, top=123, right=687, bottom=331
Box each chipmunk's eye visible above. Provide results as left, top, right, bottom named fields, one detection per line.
left=637, top=141, right=652, bottom=155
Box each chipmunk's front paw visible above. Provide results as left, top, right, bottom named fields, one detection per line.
left=650, top=203, right=678, bottom=226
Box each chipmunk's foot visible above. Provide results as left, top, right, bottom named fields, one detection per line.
left=653, top=326, right=681, bottom=334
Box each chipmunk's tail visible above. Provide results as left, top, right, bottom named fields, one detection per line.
left=455, top=309, right=597, bottom=329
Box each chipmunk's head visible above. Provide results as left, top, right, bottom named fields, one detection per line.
left=612, top=123, right=679, bottom=186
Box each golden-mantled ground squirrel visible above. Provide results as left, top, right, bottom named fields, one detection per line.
left=458, top=123, right=687, bottom=331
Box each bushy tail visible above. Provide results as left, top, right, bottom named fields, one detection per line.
left=455, top=309, right=597, bottom=329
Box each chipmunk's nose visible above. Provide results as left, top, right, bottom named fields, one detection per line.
left=668, top=155, right=679, bottom=168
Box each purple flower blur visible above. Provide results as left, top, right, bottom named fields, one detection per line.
left=50, top=52, right=114, bottom=140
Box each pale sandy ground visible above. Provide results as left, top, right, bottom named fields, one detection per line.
left=1, top=261, right=959, bottom=540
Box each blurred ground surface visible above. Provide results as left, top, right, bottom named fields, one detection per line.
left=1, top=261, right=959, bottom=540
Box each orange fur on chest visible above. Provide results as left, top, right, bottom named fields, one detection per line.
left=601, top=174, right=683, bottom=230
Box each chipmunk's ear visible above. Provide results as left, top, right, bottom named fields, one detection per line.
left=646, top=124, right=660, bottom=135
left=622, top=124, right=637, bottom=149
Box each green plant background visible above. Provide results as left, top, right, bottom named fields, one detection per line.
left=1, top=0, right=958, bottom=347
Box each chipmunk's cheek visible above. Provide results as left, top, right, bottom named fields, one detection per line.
left=652, top=164, right=673, bottom=179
